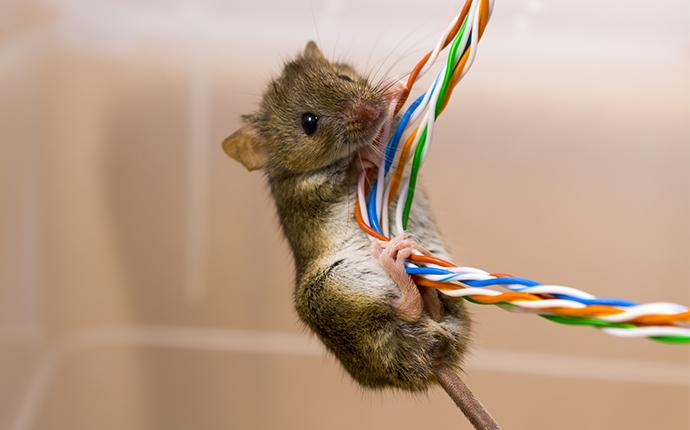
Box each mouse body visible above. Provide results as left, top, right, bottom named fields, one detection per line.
left=273, top=159, right=471, bottom=390
left=224, top=41, right=471, bottom=392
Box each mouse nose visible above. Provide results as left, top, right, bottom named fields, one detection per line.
left=350, top=100, right=383, bottom=125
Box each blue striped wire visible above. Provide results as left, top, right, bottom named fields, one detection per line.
left=405, top=267, right=639, bottom=307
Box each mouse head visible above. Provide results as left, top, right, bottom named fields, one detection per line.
left=223, top=41, right=397, bottom=175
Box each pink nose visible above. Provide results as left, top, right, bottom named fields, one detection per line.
left=351, top=100, right=382, bottom=124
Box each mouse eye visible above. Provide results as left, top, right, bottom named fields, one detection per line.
left=338, top=74, right=353, bottom=82
left=301, top=113, right=319, bottom=136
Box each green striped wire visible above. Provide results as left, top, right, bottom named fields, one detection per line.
left=401, top=15, right=470, bottom=230
left=541, top=315, right=690, bottom=344
left=395, top=8, right=690, bottom=344
left=462, top=297, right=690, bottom=344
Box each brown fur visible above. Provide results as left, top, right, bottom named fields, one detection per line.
left=224, top=42, right=471, bottom=392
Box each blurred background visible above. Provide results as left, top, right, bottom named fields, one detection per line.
left=1, top=0, right=689, bottom=429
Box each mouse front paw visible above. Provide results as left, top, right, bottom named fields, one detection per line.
left=372, top=234, right=424, bottom=322
left=372, top=234, right=444, bottom=322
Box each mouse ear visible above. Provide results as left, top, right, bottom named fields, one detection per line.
left=304, top=40, right=324, bottom=60
left=222, top=125, right=267, bottom=171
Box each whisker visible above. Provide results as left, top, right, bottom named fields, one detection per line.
left=368, top=26, right=426, bottom=88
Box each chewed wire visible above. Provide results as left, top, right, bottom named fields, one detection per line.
left=354, top=0, right=690, bottom=343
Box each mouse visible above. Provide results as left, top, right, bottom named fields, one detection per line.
left=223, top=41, right=499, bottom=430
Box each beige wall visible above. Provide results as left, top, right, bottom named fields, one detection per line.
left=1, top=1, right=689, bottom=429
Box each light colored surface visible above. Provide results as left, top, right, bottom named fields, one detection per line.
left=1, top=0, right=689, bottom=429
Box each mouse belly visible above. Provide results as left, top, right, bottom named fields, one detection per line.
left=294, top=193, right=472, bottom=391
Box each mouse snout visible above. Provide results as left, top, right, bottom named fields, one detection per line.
left=349, top=100, right=383, bottom=125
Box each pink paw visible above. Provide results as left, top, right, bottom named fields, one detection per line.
left=371, top=233, right=432, bottom=268
left=372, top=234, right=424, bottom=322
left=372, top=234, right=444, bottom=322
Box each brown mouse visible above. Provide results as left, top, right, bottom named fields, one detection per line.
left=223, top=41, right=499, bottom=430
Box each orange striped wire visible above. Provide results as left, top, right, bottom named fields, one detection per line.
left=630, top=312, right=690, bottom=325
left=394, top=0, right=473, bottom=114
left=387, top=130, right=417, bottom=204
left=538, top=308, right=690, bottom=326
left=356, top=0, right=689, bottom=328
left=355, top=195, right=387, bottom=241
left=388, top=0, right=491, bottom=202
left=411, top=278, right=690, bottom=325
left=385, top=1, right=478, bottom=201
left=356, top=202, right=689, bottom=325
left=439, top=0, right=490, bottom=113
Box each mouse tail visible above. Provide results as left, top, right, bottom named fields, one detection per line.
left=433, top=364, right=501, bottom=430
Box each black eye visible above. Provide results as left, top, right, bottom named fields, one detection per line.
left=301, top=113, right=319, bottom=136
left=338, top=74, right=353, bottom=82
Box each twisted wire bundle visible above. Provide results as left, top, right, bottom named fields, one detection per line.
left=355, top=0, right=690, bottom=343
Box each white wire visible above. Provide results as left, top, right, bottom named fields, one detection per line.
left=384, top=72, right=441, bottom=235
left=412, top=266, right=689, bottom=333
left=420, top=1, right=480, bottom=166
left=512, top=285, right=597, bottom=299
left=407, top=0, right=478, bottom=127
left=407, top=75, right=439, bottom=127
left=391, top=0, right=483, bottom=233
left=366, top=4, right=471, bottom=238
left=380, top=0, right=482, bottom=235
left=417, top=13, right=463, bottom=78
left=511, top=299, right=587, bottom=310
left=395, top=180, right=409, bottom=234
left=393, top=75, right=445, bottom=231
left=460, top=2, right=482, bottom=80
left=435, top=273, right=495, bottom=282
left=441, top=287, right=501, bottom=298
left=602, top=327, right=690, bottom=338
left=357, top=172, right=371, bottom=229
left=360, top=0, right=689, bottom=340
left=422, top=265, right=489, bottom=275
left=377, top=94, right=404, bottom=237
left=419, top=273, right=494, bottom=282
left=598, top=303, right=689, bottom=323
left=370, top=0, right=486, bottom=237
